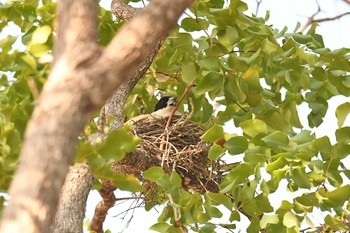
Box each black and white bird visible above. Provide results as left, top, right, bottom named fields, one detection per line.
left=126, top=96, right=180, bottom=124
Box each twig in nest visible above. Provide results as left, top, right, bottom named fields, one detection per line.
left=161, top=129, right=171, bottom=167
left=179, top=97, right=195, bottom=126
left=166, top=81, right=197, bottom=128
left=159, top=81, right=196, bottom=152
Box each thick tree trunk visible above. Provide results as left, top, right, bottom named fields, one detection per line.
left=0, top=0, right=192, bottom=232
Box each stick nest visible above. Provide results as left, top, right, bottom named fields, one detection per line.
left=112, top=115, right=221, bottom=195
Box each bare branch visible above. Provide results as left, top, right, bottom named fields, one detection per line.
left=299, top=0, right=350, bottom=32
left=313, top=11, right=350, bottom=23
left=255, top=0, right=263, bottom=16
left=164, top=81, right=196, bottom=130
left=343, top=0, right=350, bottom=6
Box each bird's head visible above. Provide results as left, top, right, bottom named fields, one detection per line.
left=154, top=96, right=177, bottom=111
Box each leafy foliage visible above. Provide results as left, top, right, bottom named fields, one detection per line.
left=1, top=0, right=350, bottom=232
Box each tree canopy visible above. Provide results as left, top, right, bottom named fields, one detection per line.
left=1, top=0, right=350, bottom=232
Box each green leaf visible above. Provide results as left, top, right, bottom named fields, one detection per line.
left=294, top=193, right=319, bottom=209
left=324, top=215, right=347, bottom=231
left=224, top=136, right=248, bottom=155
left=28, top=43, right=50, bottom=57
left=181, top=59, right=196, bottom=84
left=170, top=171, right=182, bottom=187
left=335, top=127, right=350, bottom=143
left=156, top=174, right=171, bottom=191
left=201, top=124, right=224, bottom=143
left=327, top=185, right=350, bottom=206
left=240, top=119, right=268, bottom=138
left=255, top=193, right=274, bottom=212
left=197, top=56, right=220, bottom=71
left=196, top=72, right=223, bottom=95
left=149, top=222, right=171, bottom=232
left=266, top=157, right=287, bottom=174
left=283, top=211, right=298, bottom=228
left=97, top=127, right=140, bottom=161
left=18, top=53, right=37, bottom=71
left=263, top=38, right=279, bottom=54
left=74, top=141, right=97, bottom=162
left=0, top=35, right=17, bottom=53
left=181, top=17, right=203, bottom=32
left=247, top=216, right=260, bottom=233
left=172, top=32, right=193, bottom=52
left=31, top=25, right=52, bottom=44
left=246, top=49, right=261, bottom=64
left=114, top=174, right=143, bottom=192
left=260, top=214, right=279, bottom=229
left=201, top=223, right=216, bottom=232
left=143, top=167, right=165, bottom=182
left=262, top=131, right=289, bottom=151
left=205, top=192, right=233, bottom=210
left=208, top=143, right=226, bottom=161
left=310, top=136, right=332, bottom=160
left=226, top=163, right=253, bottom=182
left=217, top=26, right=239, bottom=50
left=334, top=142, right=350, bottom=160
left=291, top=167, right=311, bottom=188
left=335, top=102, right=350, bottom=128
left=290, top=130, right=314, bottom=144
left=229, top=210, right=240, bottom=222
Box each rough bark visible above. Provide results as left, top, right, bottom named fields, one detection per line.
left=51, top=164, right=92, bottom=233
left=0, top=0, right=192, bottom=232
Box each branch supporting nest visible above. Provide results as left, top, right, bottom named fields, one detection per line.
left=90, top=180, right=116, bottom=233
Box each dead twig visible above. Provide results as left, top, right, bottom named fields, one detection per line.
left=98, top=105, right=106, bottom=133
left=255, top=0, right=263, bottom=16
left=165, top=81, right=196, bottom=130
left=299, top=0, right=350, bottom=32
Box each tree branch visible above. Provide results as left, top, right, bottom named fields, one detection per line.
left=0, top=0, right=192, bottom=232
left=299, top=0, right=350, bottom=32
left=343, top=0, right=350, bottom=6
left=111, top=0, right=137, bottom=21
left=312, top=11, right=350, bottom=23
left=51, top=164, right=93, bottom=233
left=54, top=0, right=99, bottom=63
left=90, top=181, right=116, bottom=233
